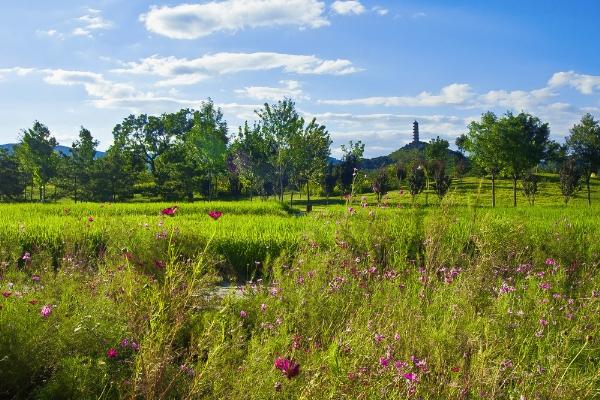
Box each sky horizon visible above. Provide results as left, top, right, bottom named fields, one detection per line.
left=2, top=0, right=600, bottom=158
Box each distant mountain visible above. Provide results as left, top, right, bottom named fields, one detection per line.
left=1, top=143, right=105, bottom=159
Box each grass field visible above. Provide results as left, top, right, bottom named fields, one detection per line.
left=1, top=176, right=599, bottom=399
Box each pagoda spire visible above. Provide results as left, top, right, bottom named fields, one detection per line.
left=412, top=120, right=419, bottom=143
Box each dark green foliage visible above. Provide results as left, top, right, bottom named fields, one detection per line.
left=339, top=141, right=364, bottom=193
left=431, top=160, right=452, bottom=201
left=408, top=164, right=426, bottom=202
left=0, top=149, right=27, bottom=199
left=566, top=113, right=600, bottom=205
left=371, top=167, right=392, bottom=202
left=521, top=172, right=539, bottom=205
left=559, top=159, right=582, bottom=204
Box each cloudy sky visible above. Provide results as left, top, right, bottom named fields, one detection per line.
left=1, top=0, right=600, bottom=157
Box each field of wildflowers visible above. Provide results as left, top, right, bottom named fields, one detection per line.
left=1, top=185, right=599, bottom=398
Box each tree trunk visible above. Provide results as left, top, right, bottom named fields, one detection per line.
left=491, top=173, right=496, bottom=208
left=306, top=184, right=312, bottom=213
left=587, top=176, right=591, bottom=206
left=290, top=192, right=293, bottom=207
left=512, top=175, right=517, bottom=207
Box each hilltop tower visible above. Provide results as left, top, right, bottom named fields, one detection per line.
left=412, top=120, right=419, bottom=143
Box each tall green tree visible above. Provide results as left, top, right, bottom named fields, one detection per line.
left=0, top=149, right=27, bottom=199
left=498, top=112, right=551, bottom=207
left=70, top=127, right=99, bottom=201
left=232, top=122, right=274, bottom=200
left=14, top=121, right=59, bottom=202
left=255, top=99, right=304, bottom=202
left=288, top=118, right=331, bottom=212
left=566, top=113, right=600, bottom=205
left=463, top=112, right=503, bottom=207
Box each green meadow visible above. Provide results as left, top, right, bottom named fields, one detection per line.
left=1, top=176, right=599, bottom=399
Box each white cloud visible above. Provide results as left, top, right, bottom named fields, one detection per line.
left=411, top=12, right=427, bottom=19
left=320, top=83, right=474, bottom=107
left=72, top=9, right=113, bottom=37
left=140, top=0, right=328, bottom=40
left=36, top=29, right=65, bottom=39
left=331, top=1, right=366, bottom=16
left=548, top=71, right=600, bottom=94
left=113, top=52, right=361, bottom=86
left=476, top=87, right=556, bottom=111
left=235, top=80, right=308, bottom=101
left=372, top=6, right=389, bottom=16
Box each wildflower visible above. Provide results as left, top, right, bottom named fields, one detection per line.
left=31, top=274, right=41, bottom=282
left=499, top=282, right=516, bottom=294
left=240, top=310, right=248, bottom=318
left=379, top=356, right=391, bottom=367
left=274, top=382, right=282, bottom=392
left=120, top=338, right=130, bottom=348
left=22, top=252, right=31, bottom=261
left=161, top=206, right=178, bottom=216
left=348, top=207, right=355, bottom=214
left=130, top=342, right=139, bottom=351
left=403, top=372, right=417, bottom=381
left=208, top=210, right=223, bottom=220
left=374, top=333, right=384, bottom=343
left=394, top=360, right=408, bottom=372
left=180, top=364, right=195, bottom=377
left=2, top=291, right=11, bottom=298
left=451, top=366, right=461, bottom=373
left=394, top=333, right=401, bottom=341
left=274, top=357, right=300, bottom=379
left=539, top=318, right=549, bottom=327
left=88, top=216, right=94, bottom=222
left=28, top=300, right=38, bottom=305
left=545, top=258, right=556, bottom=266
left=260, top=303, right=267, bottom=312
left=539, top=282, right=551, bottom=290
left=154, top=260, right=166, bottom=269
left=107, top=348, right=118, bottom=359
left=40, top=304, right=52, bottom=318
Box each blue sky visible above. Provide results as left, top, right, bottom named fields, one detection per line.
left=1, top=0, right=600, bottom=157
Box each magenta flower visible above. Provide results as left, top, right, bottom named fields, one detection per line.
left=22, top=252, right=31, bottom=261
left=240, top=310, right=248, bottom=318
left=107, top=348, right=118, bottom=359
left=131, top=341, right=139, bottom=351
left=379, top=356, right=391, bottom=367
left=208, top=210, right=223, bottom=220
left=539, top=282, right=551, bottom=290
left=120, top=338, right=130, bottom=347
left=545, top=258, right=556, bottom=266
left=31, top=274, right=41, bottom=282
left=161, top=206, right=178, bottom=216
left=403, top=372, right=417, bottom=381
left=274, top=357, right=300, bottom=379
left=374, top=333, right=384, bottom=343
left=40, top=304, right=52, bottom=318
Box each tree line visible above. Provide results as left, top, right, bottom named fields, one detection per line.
left=1, top=99, right=599, bottom=208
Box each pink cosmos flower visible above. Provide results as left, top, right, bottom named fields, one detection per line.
left=274, top=357, right=300, bottom=379
left=545, top=258, right=556, bottom=266
left=539, top=282, right=551, bottom=290
left=22, top=252, right=31, bottom=261
left=31, top=274, right=41, bottom=282
left=107, top=348, right=118, bottom=359
left=403, top=372, right=417, bottom=381
left=40, top=304, right=52, bottom=318
left=374, top=333, right=384, bottom=343
left=208, top=210, right=223, bottom=220
left=161, top=206, right=178, bottom=216
left=539, top=318, right=548, bottom=327
left=240, top=310, right=248, bottom=318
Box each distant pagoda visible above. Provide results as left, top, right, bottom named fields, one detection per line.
left=400, top=120, right=426, bottom=150
left=412, top=120, right=419, bottom=144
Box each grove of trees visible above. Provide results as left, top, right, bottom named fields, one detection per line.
left=1, top=98, right=599, bottom=208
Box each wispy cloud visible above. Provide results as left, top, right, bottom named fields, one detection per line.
left=331, top=1, right=366, bottom=16
left=72, top=8, right=113, bottom=38
left=140, top=0, right=328, bottom=40
left=112, top=52, right=362, bottom=86
left=235, top=80, right=308, bottom=101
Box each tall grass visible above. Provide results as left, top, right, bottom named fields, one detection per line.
left=0, top=199, right=599, bottom=398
